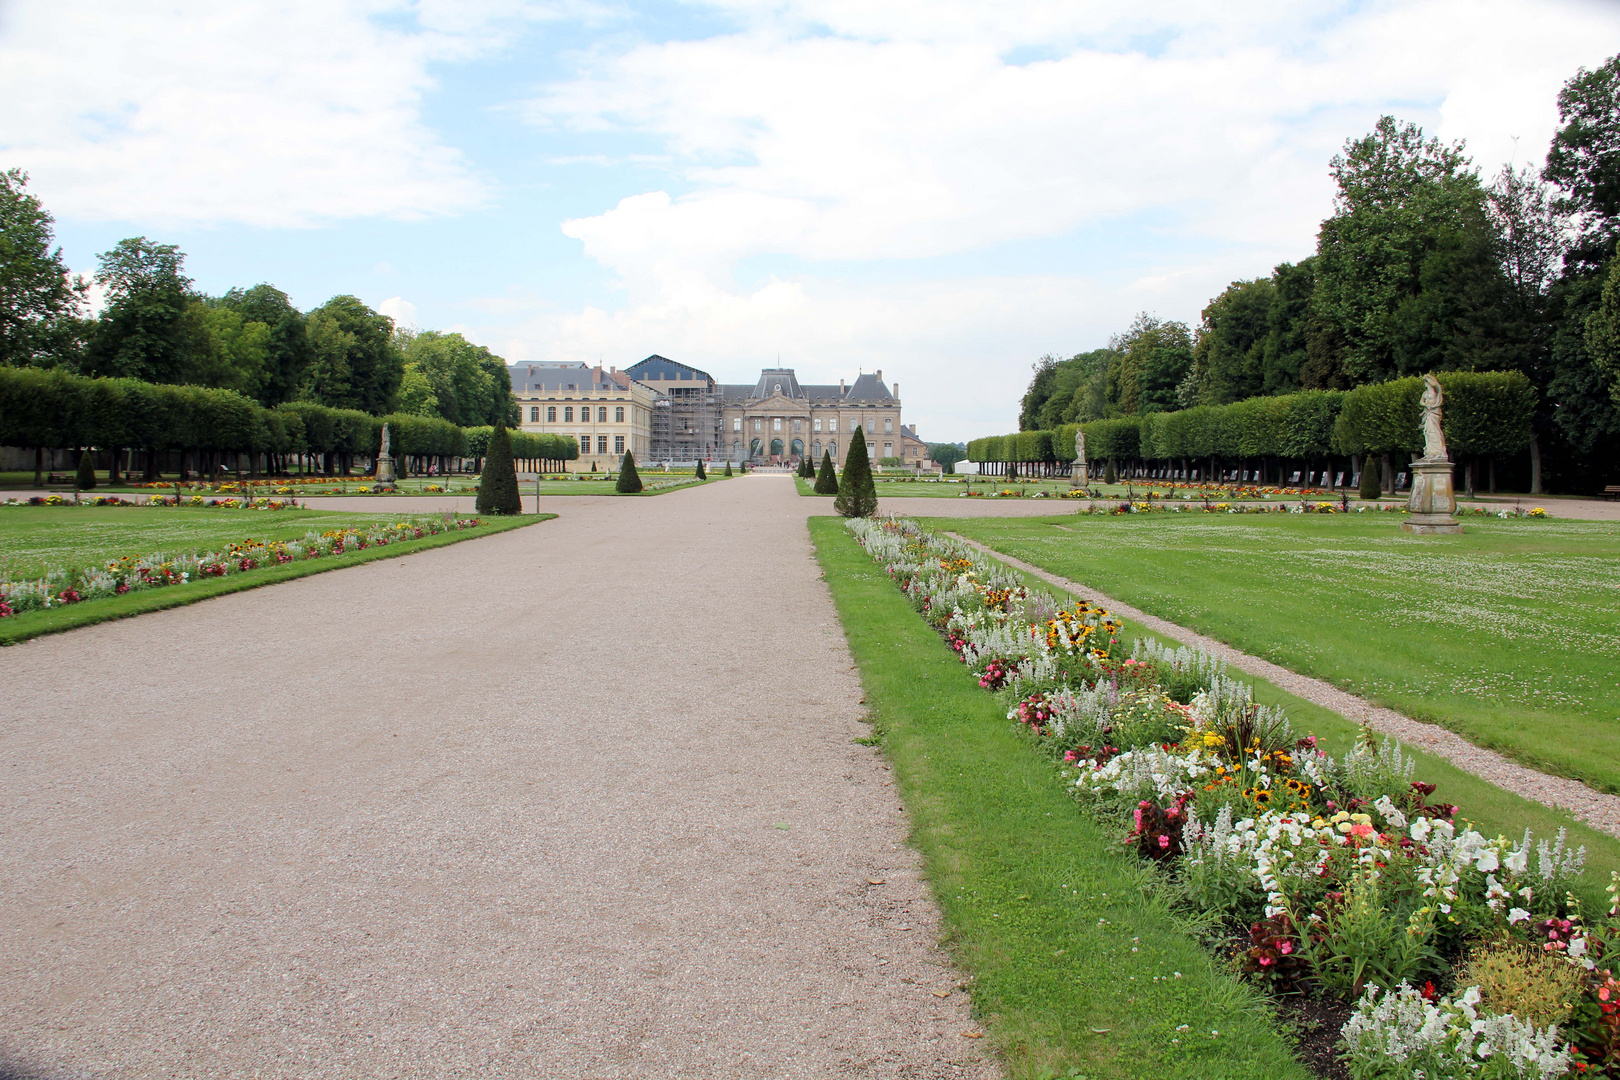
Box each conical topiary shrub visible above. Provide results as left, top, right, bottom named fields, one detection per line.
left=1104, top=459, right=1117, bottom=485
left=834, top=427, right=877, bottom=517
left=476, top=425, right=522, bottom=514
left=75, top=450, right=97, bottom=491
left=695, top=459, right=706, bottom=480
left=617, top=450, right=643, bottom=493
left=800, top=456, right=813, bottom=479
left=724, top=460, right=733, bottom=477
left=814, top=449, right=838, bottom=494
left=1359, top=454, right=1381, bottom=501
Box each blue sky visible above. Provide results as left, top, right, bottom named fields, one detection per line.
left=4, top=0, right=1619, bottom=441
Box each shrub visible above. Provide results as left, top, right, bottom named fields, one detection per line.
left=724, top=460, right=733, bottom=477
left=75, top=450, right=97, bottom=490
left=1104, top=459, right=1117, bottom=485
left=616, top=450, right=643, bottom=493
left=1461, top=940, right=1582, bottom=1030
left=475, top=425, right=521, bottom=514
left=1359, top=453, right=1381, bottom=500
left=695, top=459, right=706, bottom=480
left=814, top=449, right=839, bottom=494
left=834, top=428, right=877, bottom=517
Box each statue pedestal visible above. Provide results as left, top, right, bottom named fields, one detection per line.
left=375, top=453, right=397, bottom=491
left=1401, top=459, right=1462, bottom=534
left=1069, top=461, right=1089, bottom=489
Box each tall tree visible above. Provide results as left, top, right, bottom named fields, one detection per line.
left=1111, top=313, right=1193, bottom=413
left=83, top=237, right=196, bottom=383
left=1263, top=259, right=1317, bottom=391
left=1544, top=54, right=1620, bottom=271
left=301, top=295, right=402, bottom=414
left=1312, top=116, right=1490, bottom=384
left=399, top=330, right=512, bottom=426
left=218, top=284, right=312, bottom=405
left=1018, top=355, right=1060, bottom=430
left=0, top=169, right=86, bottom=368
left=1194, top=278, right=1273, bottom=404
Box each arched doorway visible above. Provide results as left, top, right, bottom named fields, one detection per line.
left=828, top=441, right=837, bottom=462
left=749, top=438, right=762, bottom=459
left=769, top=438, right=784, bottom=458
left=790, top=438, right=803, bottom=458
left=812, top=440, right=822, bottom=458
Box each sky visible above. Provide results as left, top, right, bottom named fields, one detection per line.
left=3, top=0, right=1619, bottom=442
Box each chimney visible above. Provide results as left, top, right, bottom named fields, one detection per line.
left=840, top=378, right=845, bottom=394
left=894, top=382, right=900, bottom=398
left=611, top=365, right=617, bottom=374
left=876, top=369, right=882, bottom=381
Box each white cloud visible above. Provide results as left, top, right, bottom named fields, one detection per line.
left=495, top=0, right=1620, bottom=438
left=377, top=296, right=420, bottom=328
left=0, top=0, right=584, bottom=227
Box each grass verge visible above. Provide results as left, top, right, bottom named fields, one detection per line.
left=810, top=516, right=1311, bottom=1080
left=0, top=514, right=552, bottom=645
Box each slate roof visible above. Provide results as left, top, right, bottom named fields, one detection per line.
left=843, top=373, right=895, bottom=402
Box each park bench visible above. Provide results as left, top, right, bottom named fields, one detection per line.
left=1604, top=485, right=1620, bottom=500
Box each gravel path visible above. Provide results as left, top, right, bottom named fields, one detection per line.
left=1, top=474, right=994, bottom=1080
left=947, top=534, right=1620, bottom=840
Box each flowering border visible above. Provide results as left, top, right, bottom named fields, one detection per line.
left=846, top=516, right=1599, bottom=1078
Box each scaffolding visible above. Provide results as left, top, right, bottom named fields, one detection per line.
left=649, top=386, right=725, bottom=462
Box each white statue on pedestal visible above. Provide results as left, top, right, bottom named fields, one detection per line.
left=1420, top=374, right=1447, bottom=462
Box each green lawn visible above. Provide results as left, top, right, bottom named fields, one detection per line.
left=941, top=512, right=1620, bottom=794
left=0, top=505, right=551, bottom=642
left=810, top=517, right=1311, bottom=1079
left=0, top=505, right=422, bottom=579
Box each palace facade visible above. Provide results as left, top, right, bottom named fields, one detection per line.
left=510, top=355, right=931, bottom=468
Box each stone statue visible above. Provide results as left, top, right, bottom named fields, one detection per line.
left=1404, top=373, right=1461, bottom=534
left=1420, top=374, right=1447, bottom=462
left=1074, top=428, right=1087, bottom=466
left=375, top=422, right=396, bottom=487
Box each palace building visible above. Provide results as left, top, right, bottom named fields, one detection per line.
left=510, top=355, right=931, bottom=469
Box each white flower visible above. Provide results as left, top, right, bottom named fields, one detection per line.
left=1508, top=907, right=1531, bottom=924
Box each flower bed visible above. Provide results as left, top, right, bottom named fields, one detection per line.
left=0, top=516, right=484, bottom=616
left=7, top=494, right=304, bottom=510
left=848, top=515, right=1601, bottom=1078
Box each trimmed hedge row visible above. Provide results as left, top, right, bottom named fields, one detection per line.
left=968, top=372, right=1535, bottom=469
left=0, top=366, right=466, bottom=459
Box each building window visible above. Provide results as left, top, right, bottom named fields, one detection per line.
left=773, top=417, right=782, bottom=431
left=829, top=418, right=838, bottom=432
left=813, top=440, right=821, bottom=456
left=753, top=418, right=762, bottom=432
left=598, top=407, right=608, bottom=422
left=597, top=435, right=609, bottom=454
left=564, top=407, right=573, bottom=422
left=579, top=434, right=590, bottom=454
left=614, top=435, right=625, bottom=454
left=547, top=406, right=557, bottom=422
left=884, top=417, right=893, bottom=433
left=793, top=418, right=802, bottom=431
left=733, top=417, right=742, bottom=432
left=884, top=442, right=893, bottom=457
left=530, top=406, right=540, bottom=422
left=813, top=418, right=822, bottom=432
left=615, top=407, right=624, bottom=423
left=828, top=441, right=837, bottom=459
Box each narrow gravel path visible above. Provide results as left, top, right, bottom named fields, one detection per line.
left=1, top=475, right=993, bottom=1080
left=948, top=533, right=1620, bottom=840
